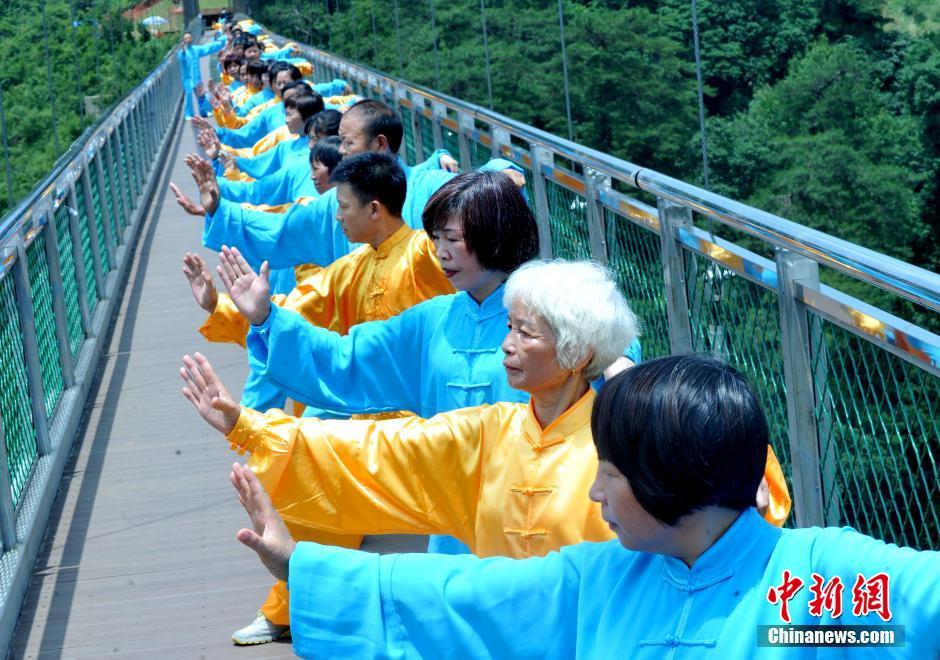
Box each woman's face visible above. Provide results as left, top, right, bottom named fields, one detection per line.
left=431, top=218, right=501, bottom=300
left=589, top=460, right=673, bottom=553
left=501, top=300, right=570, bottom=395
left=311, top=159, right=332, bottom=195
left=285, top=106, right=303, bottom=134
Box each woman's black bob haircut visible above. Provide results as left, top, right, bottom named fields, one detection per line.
left=308, top=109, right=342, bottom=138
left=592, top=354, right=768, bottom=526
left=309, top=135, right=342, bottom=172
left=422, top=170, right=539, bottom=274
left=284, top=94, right=325, bottom=122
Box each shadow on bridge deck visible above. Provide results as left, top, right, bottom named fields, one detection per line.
left=7, top=110, right=426, bottom=659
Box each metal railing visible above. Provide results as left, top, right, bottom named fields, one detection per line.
left=0, top=40, right=183, bottom=652
left=284, top=35, right=939, bottom=551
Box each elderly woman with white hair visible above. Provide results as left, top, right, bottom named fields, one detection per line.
left=182, top=260, right=789, bottom=563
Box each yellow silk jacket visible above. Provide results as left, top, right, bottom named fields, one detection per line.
left=226, top=390, right=792, bottom=559
left=221, top=124, right=293, bottom=159
left=199, top=223, right=455, bottom=348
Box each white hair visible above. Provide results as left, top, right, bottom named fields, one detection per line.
left=503, top=260, right=640, bottom=380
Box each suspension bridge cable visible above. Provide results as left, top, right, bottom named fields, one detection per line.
left=557, top=0, right=574, bottom=142
left=479, top=0, right=494, bottom=109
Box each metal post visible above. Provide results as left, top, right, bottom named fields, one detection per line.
left=479, top=0, right=494, bottom=109
left=583, top=168, right=609, bottom=265
left=92, top=151, right=118, bottom=267
left=657, top=199, right=694, bottom=354
left=429, top=0, right=441, bottom=89
left=7, top=242, right=53, bottom=456
left=431, top=102, right=445, bottom=150
left=40, top=209, right=77, bottom=387
left=79, top=166, right=107, bottom=294
left=530, top=146, right=554, bottom=259
left=0, top=417, right=19, bottom=550
left=102, top=133, right=125, bottom=239
left=111, top=128, right=131, bottom=222
left=491, top=127, right=509, bottom=161
left=41, top=0, right=62, bottom=155
left=775, top=248, right=826, bottom=528
left=410, top=95, right=425, bottom=163
left=556, top=0, right=574, bottom=141
left=457, top=112, right=474, bottom=171
left=0, top=83, right=13, bottom=203
left=393, top=88, right=409, bottom=166
left=67, top=182, right=94, bottom=334
left=129, top=107, right=145, bottom=191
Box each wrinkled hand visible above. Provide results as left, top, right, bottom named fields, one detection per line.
left=197, top=128, right=221, bottom=160
left=184, top=153, right=220, bottom=215
left=169, top=182, right=206, bottom=216
left=218, top=87, right=233, bottom=110
left=230, top=463, right=296, bottom=582
left=219, top=151, right=236, bottom=171
left=501, top=168, right=526, bottom=188
left=182, top=252, right=218, bottom=312
left=439, top=154, right=459, bottom=173
left=190, top=116, right=213, bottom=132
left=217, top=246, right=272, bottom=326
left=180, top=352, right=240, bottom=435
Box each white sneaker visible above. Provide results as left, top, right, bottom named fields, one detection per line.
left=231, top=611, right=291, bottom=645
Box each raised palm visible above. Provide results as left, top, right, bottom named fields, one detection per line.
left=184, top=154, right=220, bottom=215
left=217, top=246, right=271, bottom=326
left=180, top=352, right=240, bottom=435
left=181, top=252, right=218, bottom=312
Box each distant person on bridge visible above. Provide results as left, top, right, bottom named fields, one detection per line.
left=178, top=31, right=225, bottom=120
left=215, top=353, right=935, bottom=659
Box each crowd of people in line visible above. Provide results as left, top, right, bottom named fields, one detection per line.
left=170, top=16, right=939, bottom=658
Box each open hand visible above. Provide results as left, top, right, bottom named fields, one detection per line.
left=217, top=246, right=272, bottom=326
left=190, top=116, right=213, bottom=132
left=230, top=462, right=296, bottom=582
left=182, top=252, right=219, bottom=312
left=184, top=153, right=221, bottom=215
left=439, top=153, right=459, bottom=173
left=169, top=182, right=206, bottom=216
left=197, top=128, right=221, bottom=160
left=180, top=352, right=240, bottom=435
left=501, top=168, right=526, bottom=189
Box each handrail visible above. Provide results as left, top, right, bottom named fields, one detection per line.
left=0, top=41, right=181, bottom=244
left=287, top=41, right=940, bottom=315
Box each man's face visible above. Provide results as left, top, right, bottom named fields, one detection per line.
left=335, top=183, right=376, bottom=243
left=245, top=45, right=261, bottom=61
left=274, top=71, right=293, bottom=97
left=246, top=72, right=263, bottom=89
left=338, top=112, right=380, bottom=157
left=182, top=33, right=193, bottom=47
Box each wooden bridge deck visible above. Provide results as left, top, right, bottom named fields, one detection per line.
left=7, top=108, right=425, bottom=660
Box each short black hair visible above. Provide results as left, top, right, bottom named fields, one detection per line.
left=246, top=61, right=267, bottom=79
left=345, top=99, right=403, bottom=154
left=267, top=60, right=291, bottom=79
left=276, top=64, right=302, bottom=82
left=281, top=81, right=313, bottom=99
left=592, top=354, right=768, bottom=526
left=422, top=170, right=538, bottom=274
left=309, top=135, right=342, bottom=173
left=285, top=94, right=325, bottom=121
left=330, top=152, right=407, bottom=217
left=309, top=109, right=342, bottom=138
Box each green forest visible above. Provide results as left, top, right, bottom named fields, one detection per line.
left=0, top=0, right=178, bottom=218
left=254, top=0, right=940, bottom=287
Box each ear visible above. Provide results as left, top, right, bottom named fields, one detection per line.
left=369, top=200, right=382, bottom=219
left=572, top=350, right=594, bottom=375
left=374, top=134, right=390, bottom=152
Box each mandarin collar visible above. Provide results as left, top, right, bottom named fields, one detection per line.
left=660, top=508, right=781, bottom=590
left=374, top=223, right=413, bottom=258
left=522, top=388, right=595, bottom=450
left=459, top=283, right=508, bottom=321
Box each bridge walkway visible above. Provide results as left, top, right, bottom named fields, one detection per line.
left=7, top=112, right=424, bottom=660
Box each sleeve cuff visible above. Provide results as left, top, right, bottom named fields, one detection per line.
left=479, top=158, right=522, bottom=174
left=225, top=406, right=266, bottom=454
